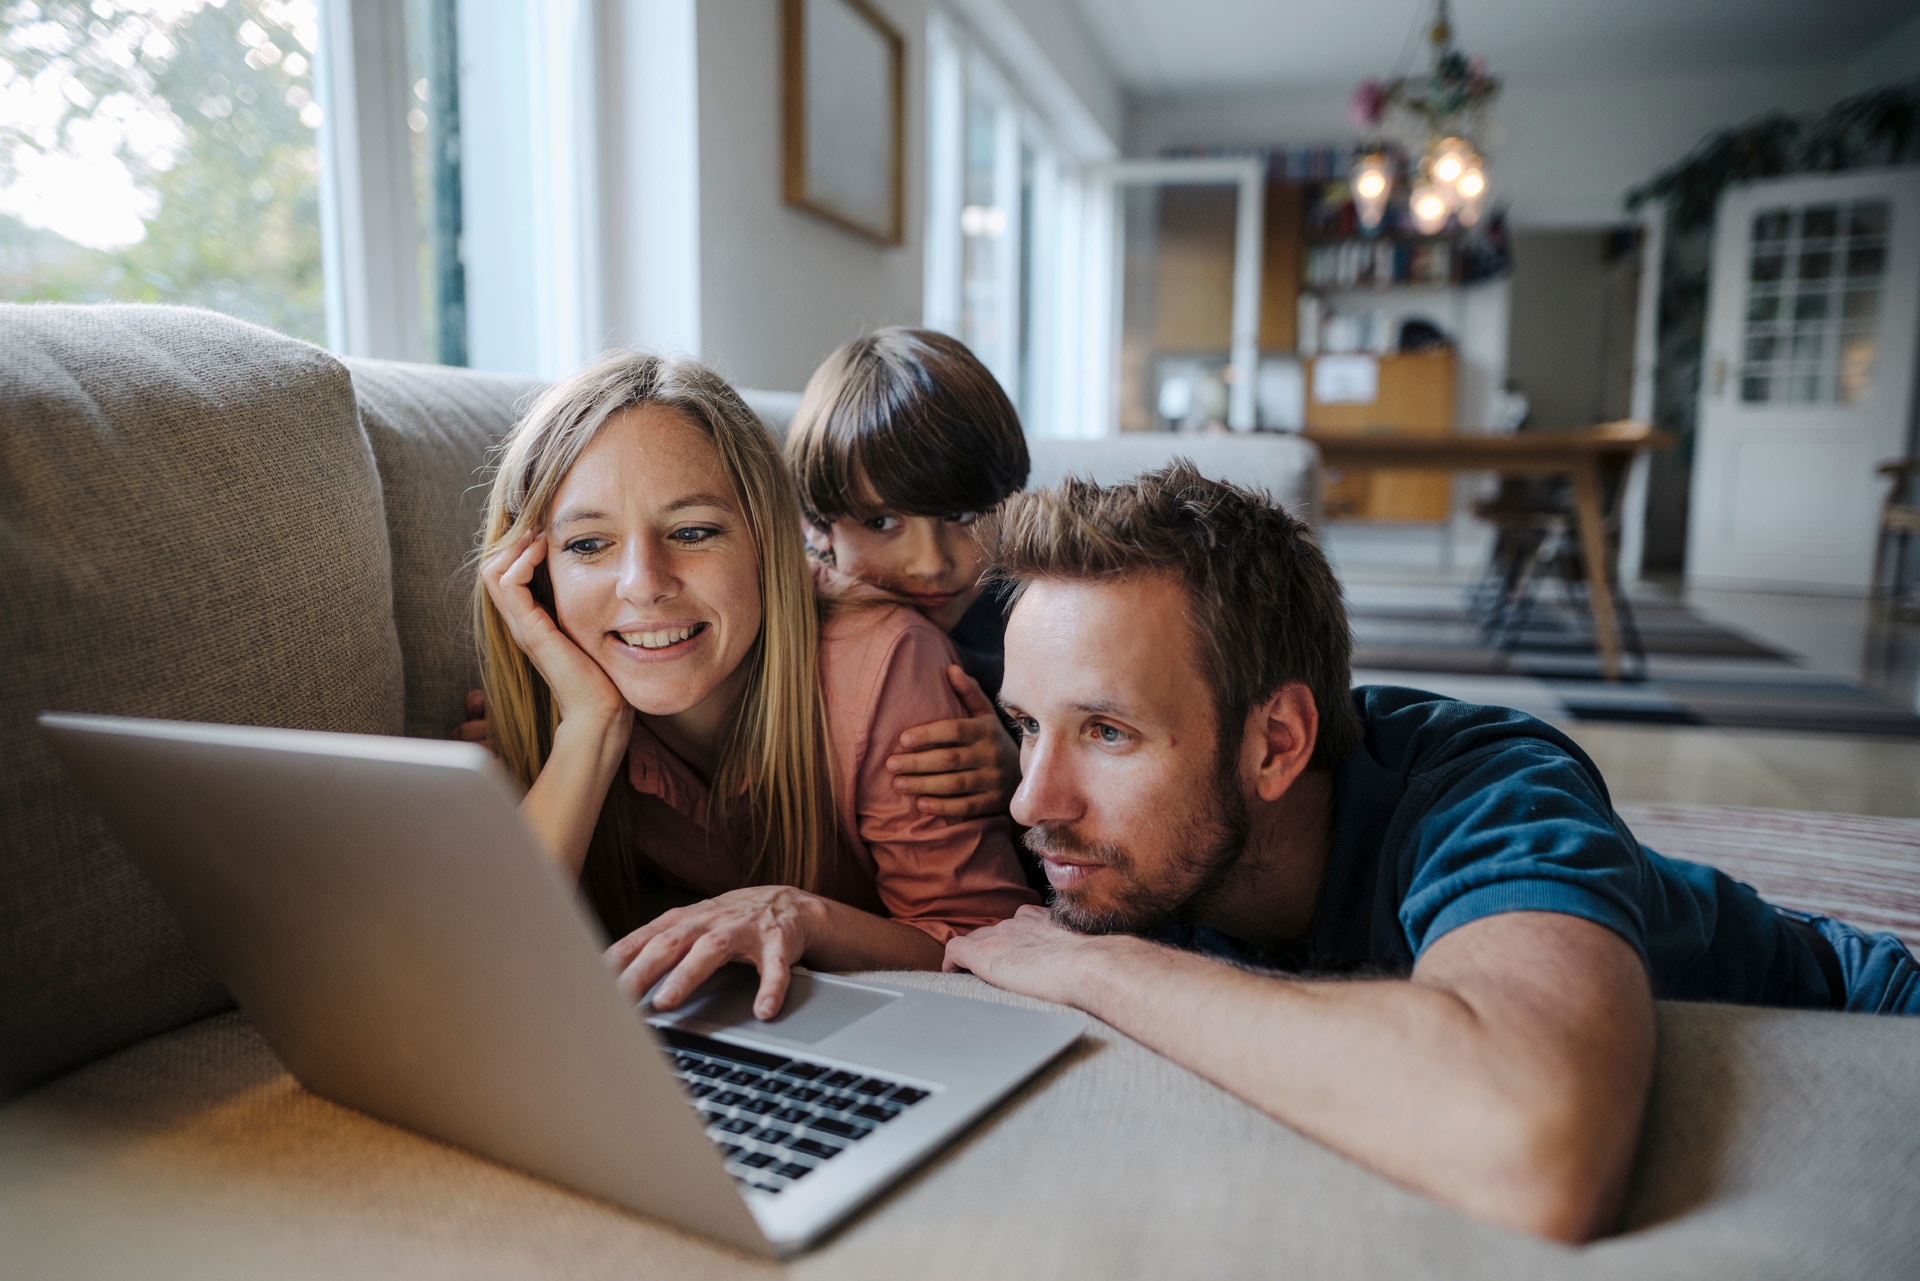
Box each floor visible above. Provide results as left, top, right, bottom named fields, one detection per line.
left=1568, top=580, right=1920, bottom=818
left=1324, top=526, right=1920, bottom=820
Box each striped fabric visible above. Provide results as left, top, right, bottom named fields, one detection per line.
left=1617, top=803, right=1920, bottom=950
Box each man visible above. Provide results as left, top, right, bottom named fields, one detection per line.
left=943, top=463, right=1920, bottom=1244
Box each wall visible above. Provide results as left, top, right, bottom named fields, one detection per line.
left=694, top=0, right=930, bottom=392
left=1506, top=231, right=1616, bottom=429
left=1127, top=62, right=1852, bottom=228
left=1849, top=11, right=1920, bottom=91
left=943, top=0, right=1122, bottom=157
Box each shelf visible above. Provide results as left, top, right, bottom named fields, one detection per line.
left=1306, top=282, right=1463, bottom=295
left=1302, top=236, right=1463, bottom=291
left=1304, top=230, right=1465, bottom=246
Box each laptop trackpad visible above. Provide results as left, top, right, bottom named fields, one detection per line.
left=649, top=965, right=896, bottom=1046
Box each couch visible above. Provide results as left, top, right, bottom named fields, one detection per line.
left=3, top=304, right=1917, bottom=1279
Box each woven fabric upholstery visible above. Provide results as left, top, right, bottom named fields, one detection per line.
left=1, top=974, right=1915, bottom=1279
left=346, top=359, right=540, bottom=740
left=0, top=304, right=404, bottom=1101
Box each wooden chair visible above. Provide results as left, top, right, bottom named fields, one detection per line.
left=1872, top=458, right=1920, bottom=614
left=1466, top=421, right=1648, bottom=672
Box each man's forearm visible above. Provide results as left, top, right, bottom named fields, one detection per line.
left=1075, top=937, right=1515, bottom=1174
left=1068, top=930, right=1645, bottom=1241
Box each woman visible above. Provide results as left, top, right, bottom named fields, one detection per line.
left=476, top=352, right=1035, bottom=1021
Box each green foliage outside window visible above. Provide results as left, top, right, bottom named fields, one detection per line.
left=1, top=0, right=324, bottom=343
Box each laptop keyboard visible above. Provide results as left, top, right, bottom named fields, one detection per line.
left=656, top=1026, right=933, bottom=1196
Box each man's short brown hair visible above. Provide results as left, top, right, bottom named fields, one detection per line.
left=786, top=327, right=1029, bottom=527
left=981, top=461, right=1362, bottom=773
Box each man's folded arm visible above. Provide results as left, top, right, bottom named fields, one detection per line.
left=947, top=906, right=1655, bottom=1243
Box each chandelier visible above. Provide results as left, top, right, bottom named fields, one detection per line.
left=1348, top=0, right=1501, bottom=235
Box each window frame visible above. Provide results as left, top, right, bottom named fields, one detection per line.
left=925, top=8, right=1098, bottom=436
left=315, top=0, right=424, bottom=360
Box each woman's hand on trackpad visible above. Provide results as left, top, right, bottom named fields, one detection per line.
left=605, top=887, right=827, bottom=1020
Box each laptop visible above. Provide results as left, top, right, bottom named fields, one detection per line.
left=38, top=712, right=1080, bottom=1257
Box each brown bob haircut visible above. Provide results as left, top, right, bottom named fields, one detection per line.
left=786, top=327, right=1030, bottom=526
left=979, top=461, right=1363, bottom=773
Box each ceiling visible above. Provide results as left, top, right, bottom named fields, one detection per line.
left=1069, top=0, right=1918, bottom=96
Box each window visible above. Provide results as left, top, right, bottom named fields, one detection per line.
left=1, top=0, right=325, bottom=341
left=403, top=0, right=461, bottom=364
left=2, top=0, right=470, bottom=364
left=926, top=9, right=1095, bottom=437
left=1741, top=200, right=1888, bottom=405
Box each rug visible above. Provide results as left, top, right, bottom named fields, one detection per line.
left=1618, top=803, right=1920, bottom=949
left=1347, top=582, right=1920, bottom=738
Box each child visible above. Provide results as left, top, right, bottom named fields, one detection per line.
left=785, top=327, right=1028, bottom=826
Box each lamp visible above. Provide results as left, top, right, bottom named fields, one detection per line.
left=1348, top=0, right=1500, bottom=236
left=1409, top=183, right=1450, bottom=236
left=1352, top=150, right=1392, bottom=231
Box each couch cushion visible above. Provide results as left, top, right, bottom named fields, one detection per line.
left=345, top=359, right=541, bottom=739
left=0, top=304, right=404, bottom=1100
left=0, top=976, right=1914, bottom=1278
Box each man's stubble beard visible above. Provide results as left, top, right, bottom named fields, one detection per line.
left=1026, top=739, right=1251, bottom=936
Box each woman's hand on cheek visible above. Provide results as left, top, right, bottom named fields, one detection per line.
left=481, top=528, right=628, bottom=727
left=886, top=665, right=1022, bottom=820
left=604, top=887, right=826, bottom=1020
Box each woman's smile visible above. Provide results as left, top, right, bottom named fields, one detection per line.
left=610, top=620, right=710, bottom=657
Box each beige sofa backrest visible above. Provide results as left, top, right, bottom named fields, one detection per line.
left=0, top=306, right=534, bottom=1101
left=0, top=306, right=404, bottom=1097
left=345, top=358, right=540, bottom=739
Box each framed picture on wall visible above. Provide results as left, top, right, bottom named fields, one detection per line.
left=782, top=0, right=905, bottom=245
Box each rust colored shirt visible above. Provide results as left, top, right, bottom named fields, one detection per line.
left=622, top=601, right=1038, bottom=943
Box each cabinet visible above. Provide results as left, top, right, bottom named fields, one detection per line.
left=1304, top=351, right=1456, bottom=521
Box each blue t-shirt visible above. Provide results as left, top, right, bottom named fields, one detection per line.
left=1160, top=686, right=1829, bottom=1006
left=947, top=584, right=1009, bottom=701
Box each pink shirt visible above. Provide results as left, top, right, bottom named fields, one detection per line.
left=622, top=601, right=1038, bottom=943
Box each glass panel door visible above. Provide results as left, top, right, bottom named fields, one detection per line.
left=1739, top=199, right=1888, bottom=406
left=1094, top=158, right=1264, bottom=435
left=1116, top=181, right=1239, bottom=432
left=1688, top=170, right=1920, bottom=589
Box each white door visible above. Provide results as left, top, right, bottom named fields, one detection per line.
left=1686, top=169, right=1920, bottom=590
left=1088, top=159, right=1265, bottom=434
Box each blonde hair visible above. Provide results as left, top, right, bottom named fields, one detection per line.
left=474, top=352, right=836, bottom=917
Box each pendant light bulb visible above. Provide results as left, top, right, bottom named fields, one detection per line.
left=1429, top=136, right=1473, bottom=187
left=1350, top=150, right=1393, bottom=232
left=1410, top=183, right=1450, bottom=235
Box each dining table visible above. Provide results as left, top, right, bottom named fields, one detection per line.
left=1301, top=420, right=1669, bottom=681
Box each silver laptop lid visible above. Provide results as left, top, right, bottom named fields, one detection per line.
left=37, top=712, right=775, bottom=1256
